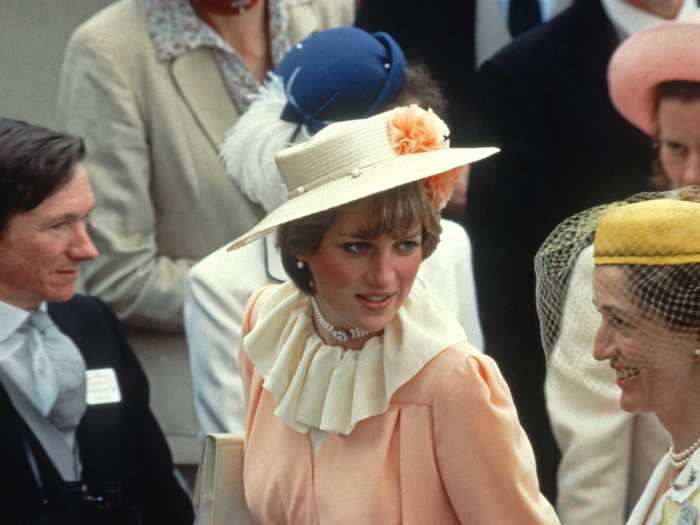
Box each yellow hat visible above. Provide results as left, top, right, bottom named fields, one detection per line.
left=594, top=199, right=700, bottom=265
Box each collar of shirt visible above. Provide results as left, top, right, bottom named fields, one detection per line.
left=0, top=300, right=38, bottom=350
left=601, top=0, right=697, bottom=41
left=496, top=0, right=571, bottom=22
left=144, top=0, right=289, bottom=63
left=478, top=0, right=574, bottom=66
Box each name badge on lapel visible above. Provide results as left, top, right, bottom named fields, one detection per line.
left=86, top=368, right=122, bottom=405
left=678, top=501, right=698, bottom=525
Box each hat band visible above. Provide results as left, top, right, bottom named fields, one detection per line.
left=279, top=113, right=394, bottom=195
left=287, top=165, right=367, bottom=199
left=594, top=253, right=700, bottom=265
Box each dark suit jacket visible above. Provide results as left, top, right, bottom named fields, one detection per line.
left=354, top=0, right=482, bottom=147
left=0, top=295, right=194, bottom=525
left=464, top=0, right=654, bottom=501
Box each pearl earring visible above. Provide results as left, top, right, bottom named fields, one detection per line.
left=296, top=260, right=305, bottom=269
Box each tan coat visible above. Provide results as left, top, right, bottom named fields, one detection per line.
left=56, top=0, right=353, bottom=463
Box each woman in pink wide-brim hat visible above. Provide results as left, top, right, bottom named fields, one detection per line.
left=609, top=10, right=700, bottom=188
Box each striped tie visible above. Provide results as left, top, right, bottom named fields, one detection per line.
left=27, top=310, right=87, bottom=429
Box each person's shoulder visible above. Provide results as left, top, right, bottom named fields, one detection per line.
left=398, top=344, right=497, bottom=402
left=188, top=239, right=268, bottom=288
left=437, top=219, right=469, bottom=251
left=484, top=1, right=598, bottom=73
left=48, top=295, right=123, bottom=348
left=74, top=0, right=143, bottom=34
left=416, top=219, right=471, bottom=293
left=295, top=0, right=354, bottom=27
left=423, top=345, right=496, bottom=379
left=50, top=294, right=109, bottom=318
left=67, top=0, right=149, bottom=58
left=52, top=296, right=148, bottom=388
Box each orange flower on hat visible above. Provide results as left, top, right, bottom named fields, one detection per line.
left=423, top=166, right=467, bottom=210
left=387, top=104, right=464, bottom=210
left=388, top=104, right=449, bottom=154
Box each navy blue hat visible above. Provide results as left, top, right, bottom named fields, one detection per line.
left=275, top=27, right=406, bottom=136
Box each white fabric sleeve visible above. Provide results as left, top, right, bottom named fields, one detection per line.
left=185, top=241, right=273, bottom=438
left=546, top=245, right=634, bottom=525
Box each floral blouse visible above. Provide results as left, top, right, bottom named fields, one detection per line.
left=143, top=0, right=291, bottom=112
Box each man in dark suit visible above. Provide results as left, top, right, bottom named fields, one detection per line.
left=464, top=0, right=691, bottom=503
left=355, top=0, right=574, bottom=218
left=0, top=119, right=193, bottom=524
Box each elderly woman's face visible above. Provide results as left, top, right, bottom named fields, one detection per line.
left=302, top=199, right=423, bottom=339
left=657, top=97, right=700, bottom=188
left=592, top=265, right=698, bottom=415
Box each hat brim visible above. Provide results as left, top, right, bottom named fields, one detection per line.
left=608, top=20, right=700, bottom=136
left=227, top=146, right=498, bottom=250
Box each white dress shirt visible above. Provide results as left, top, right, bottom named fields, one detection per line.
left=601, top=0, right=697, bottom=40
left=497, top=0, right=570, bottom=21
left=0, top=300, right=83, bottom=481
left=477, top=0, right=573, bottom=66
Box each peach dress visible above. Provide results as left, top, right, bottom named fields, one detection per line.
left=239, top=283, right=559, bottom=524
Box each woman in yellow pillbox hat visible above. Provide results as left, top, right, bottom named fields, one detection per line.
left=591, top=198, right=700, bottom=524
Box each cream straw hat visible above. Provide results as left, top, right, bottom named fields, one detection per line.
left=227, top=105, right=498, bottom=250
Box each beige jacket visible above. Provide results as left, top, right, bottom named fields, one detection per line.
left=56, top=0, right=353, bottom=463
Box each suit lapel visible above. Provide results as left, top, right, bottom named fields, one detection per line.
left=47, top=300, right=88, bottom=361
left=171, top=48, right=239, bottom=152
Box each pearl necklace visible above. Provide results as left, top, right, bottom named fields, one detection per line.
left=310, top=298, right=369, bottom=343
left=668, top=436, right=700, bottom=469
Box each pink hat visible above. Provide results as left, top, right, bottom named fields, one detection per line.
left=608, top=11, right=700, bottom=136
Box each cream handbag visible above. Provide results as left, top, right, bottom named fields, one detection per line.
left=193, top=433, right=252, bottom=525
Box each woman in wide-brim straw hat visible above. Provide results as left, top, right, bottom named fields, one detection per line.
left=186, top=27, right=486, bottom=439
left=608, top=9, right=700, bottom=188
left=230, top=106, right=559, bottom=523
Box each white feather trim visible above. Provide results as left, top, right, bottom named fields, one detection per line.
left=220, top=74, right=300, bottom=213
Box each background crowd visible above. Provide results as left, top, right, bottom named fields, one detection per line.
left=1, top=0, right=699, bottom=523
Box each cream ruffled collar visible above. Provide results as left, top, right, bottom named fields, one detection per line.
left=243, top=282, right=467, bottom=435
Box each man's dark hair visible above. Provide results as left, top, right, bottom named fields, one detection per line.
left=0, top=118, right=85, bottom=232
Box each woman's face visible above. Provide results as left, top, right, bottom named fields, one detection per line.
left=302, top=200, right=423, bottom=339
left=592, top=265, right=699, bottom=415
left=657, top=97, right=700, bottom=187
